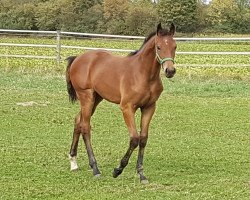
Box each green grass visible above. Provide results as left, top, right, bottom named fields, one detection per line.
left=0, top=68, right=249, bottom=199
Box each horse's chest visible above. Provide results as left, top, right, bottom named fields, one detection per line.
left=138, top=81, right=163, bottom=107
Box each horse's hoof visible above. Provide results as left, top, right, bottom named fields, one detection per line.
left=113, top=171, right=118, bottom=178
left=70, top=167, right=79, bottom=172
left=141, top=179, right=149, bottom=184
left=70, top=162, right=79, bottom=171
left=113, top=168, right=122, bottom=178
left=94, top=174, right=101, bottom=179
left=94, top=174, right=101, bottom=178
left=139, top=174, right=149, bottom=184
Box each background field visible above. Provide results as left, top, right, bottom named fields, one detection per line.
left=0, top=35, right=250, bottom=80
left=0, top=66, right=249, bottom=199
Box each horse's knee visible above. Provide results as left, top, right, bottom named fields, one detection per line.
left=130, top=135, right=139, bottom=149
left=76, top=118, right=91, bottom=135
left=139, top=135, right=148, bottom=148
left=74, top=111, right=91, bottom=134
left=80, top=125, right=90, bottom=135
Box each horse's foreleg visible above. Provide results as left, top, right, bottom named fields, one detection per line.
left=69, top=112, right=81, bottom=171
left=113, top=104, right=139, bottom=178
left=137, top=103, right=156, bottom=184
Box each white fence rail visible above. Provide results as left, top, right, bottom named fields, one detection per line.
left=0, top=29, right=250, bottom=67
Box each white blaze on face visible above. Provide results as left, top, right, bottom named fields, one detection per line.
left=162, top=39, right=174, bottom=72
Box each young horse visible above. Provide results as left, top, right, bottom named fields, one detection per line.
left=66, top=23, right=177, bottom=184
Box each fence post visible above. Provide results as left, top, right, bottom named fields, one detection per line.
left=56, top=30, right=61, bottom=67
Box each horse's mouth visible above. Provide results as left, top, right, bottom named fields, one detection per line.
left=166, top=74, right=174, bottom=78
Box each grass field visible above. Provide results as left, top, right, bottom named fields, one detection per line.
left=0, top=68, right=249, bottom=199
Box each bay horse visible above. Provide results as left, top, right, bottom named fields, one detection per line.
left=66, top=23, right=177, bottom=184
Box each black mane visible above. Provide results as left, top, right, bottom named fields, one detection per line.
left=128, top=29, right=170, bottom=56
left=128, top=31, right=156, bottom=56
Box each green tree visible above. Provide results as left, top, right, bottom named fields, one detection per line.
left=11, top=3, right=36, bottom=29
left=157, top=0, right=199, bottom=33
left=235, top=0, right=250, bottom=33
left=60, top=0, right=103, bottom=32
left=196, top=0, right=209, bottom=32
left=158, top=0, right=198, bottom=32
left=35, top=0, right=62, bottom=30
left=69, top=0, right=101, bottom=17
left=0, top=1, right=13, bottom=29
left=59, top=0, right=77, bottom=31
left=125, top=1, right=158, bottom=35
left=102, top=0, right=129, bottom=34
left=0, top=2, right=36, bottom=29
left=82, top=3, right=105, bottom=33
left=207, top=0, right=250, bottom=33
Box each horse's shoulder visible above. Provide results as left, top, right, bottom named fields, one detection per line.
left=150, top=78, right=163, bottom=94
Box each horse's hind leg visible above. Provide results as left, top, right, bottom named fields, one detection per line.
left=78, top=89, right=101, bottom=177
left=69, top=112, right=81, bottom=171
left=91, top=93, right=103, bottom=116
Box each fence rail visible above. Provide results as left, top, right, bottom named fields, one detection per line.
left=0, top=29, right=250, bottom=67
left=1, top=29, right=250, bottom=40
left=1, top=43, right=250, bottom=55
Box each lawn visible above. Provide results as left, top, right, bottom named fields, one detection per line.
left=0, top=68, right=249, bottom=199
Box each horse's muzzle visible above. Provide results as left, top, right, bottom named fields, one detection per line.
left=165, top=67, right=176, bottom=78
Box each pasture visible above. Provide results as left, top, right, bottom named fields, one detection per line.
left=0, top=67, right=249, bottom=199
left=0, top=35, right=250, bottom=199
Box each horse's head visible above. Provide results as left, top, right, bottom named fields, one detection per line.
left=155, top=23, right=177, bottom=78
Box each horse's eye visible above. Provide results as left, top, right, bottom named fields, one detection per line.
left=157, top=46, right=161, bottom=51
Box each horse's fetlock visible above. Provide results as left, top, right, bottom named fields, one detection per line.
left=113, top=167, right=123, bottom=178
left=121, top=159, right=129, bottom=168
left=89, top=161, right=97, bottom=169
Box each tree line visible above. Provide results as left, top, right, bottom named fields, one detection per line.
left=0, top=0, right=249, bottom=35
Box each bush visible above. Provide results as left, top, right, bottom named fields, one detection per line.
left=0, top=3, right=36, bottom=30
left=125, top=2, right=158, bottom=36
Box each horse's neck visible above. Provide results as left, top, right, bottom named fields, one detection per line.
left=137, top=36, right=161, bottom=79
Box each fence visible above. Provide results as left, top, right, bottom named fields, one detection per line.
left=0, top=29, right=250, bottom=68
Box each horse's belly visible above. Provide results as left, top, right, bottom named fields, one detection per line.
left=94, top=83, right=121, bottom=104
left=97, top=90, right=121, bottom=104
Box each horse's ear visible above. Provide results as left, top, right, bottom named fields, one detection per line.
left=169, top=23, right=176, bottom=36
left=157, top=23, right=163, bottom=36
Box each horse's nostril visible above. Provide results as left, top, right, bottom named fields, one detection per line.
left=166, top=68, right=176, bottom=74
left=165, top=68, right=176, bottom=78
left=170, top=68, right=176, bottom=74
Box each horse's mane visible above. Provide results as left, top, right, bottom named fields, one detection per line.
left=128, top=31, right=156, bottom=56
left=128, top=29, right=170, bottom=56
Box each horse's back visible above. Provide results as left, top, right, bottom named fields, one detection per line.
left=69, top=50, right=127, bottom=103
left=69, top=50, right=111, bottom=85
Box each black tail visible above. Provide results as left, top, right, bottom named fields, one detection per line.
left=66, top=56, right=77, bottom=103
